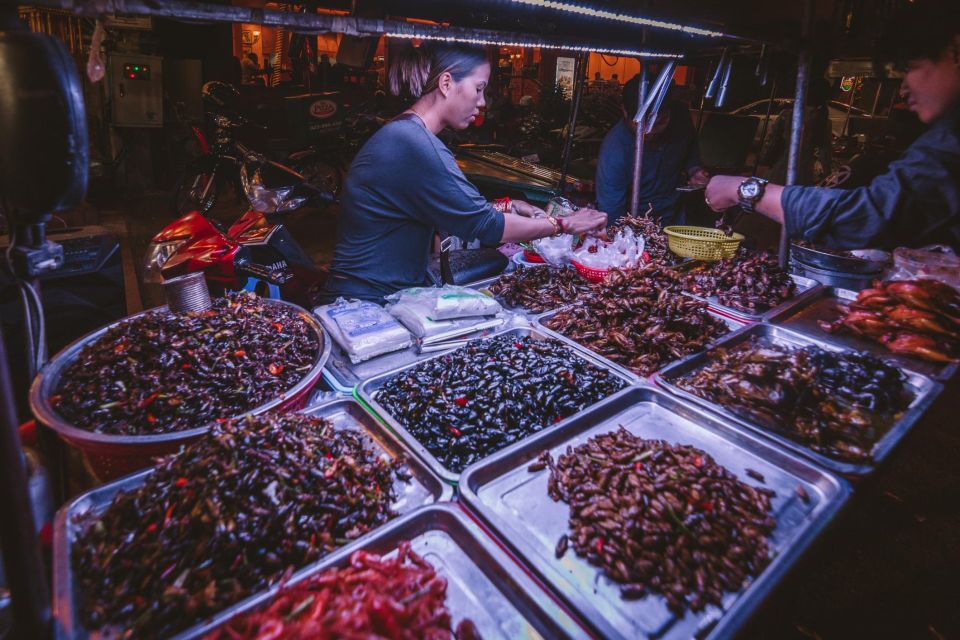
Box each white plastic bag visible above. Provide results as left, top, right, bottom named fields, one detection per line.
left=314, top=299, right=413, bottom=364
left=572, top=228, right=646, bottom=270
left=388, top=301, right=504, bottom=339
left=888, top=246, right=960, bottom=291
left=532, top=234, right=577, bottom=266
left=386, top=285, right=501, bottom=320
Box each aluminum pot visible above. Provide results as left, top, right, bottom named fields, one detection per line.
left=29, top=299, right=330, bottom=481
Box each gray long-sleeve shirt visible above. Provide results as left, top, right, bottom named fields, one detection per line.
left=324, top=115, right=505, bottom=302
left=782, top=105, right=960, bottom=250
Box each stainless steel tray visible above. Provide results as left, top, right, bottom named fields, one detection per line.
left=682, top=274, right=822, bottom=322
left=178, top=504, right=589, bottom=639
left=766, top=286, right=959, bottom=382
left=535, top=303, right=746, bottom=382
left=357, top=326, right=639, bottom=485
left=468, top=269, right=581, bottom=320
left=459, top=386, right=851, bottom=640
left=53, top=398, right=452, bottom=640
left=323, top=313, right=526, bottom=390
left=655, top=322, right=943, bottom=476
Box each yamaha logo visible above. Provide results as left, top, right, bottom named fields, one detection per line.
left=309, top=99, right=337, bottom=119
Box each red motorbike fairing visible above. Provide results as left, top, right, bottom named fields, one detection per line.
left=156, top=212, right=240, bottom=287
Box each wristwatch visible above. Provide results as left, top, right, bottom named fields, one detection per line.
left=737, top=177, right=768, bottom=213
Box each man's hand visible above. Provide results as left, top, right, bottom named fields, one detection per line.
left=688, top=167, right=710, bottom=188
left=510, top=199, right=546, bottom=218
left=704, top=175, right=743, bottom=212
left=561, top=208, right=608, bottom=234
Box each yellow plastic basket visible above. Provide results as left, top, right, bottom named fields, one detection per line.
left=663, top=226, right=744, bottom=262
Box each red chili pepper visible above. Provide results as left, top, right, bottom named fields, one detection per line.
left=273, top=322, right=284, bottom=332
left=693, top=455, right=704, bottom=468
left=140, top=392, right=159, bottom=409
left=634, top=462, right=644, bottom=472
left=233, top=349, right=246, bottom=358
left=554, top=416, right=563, bottom=424
left=268, top=363, right=284, bottom=376
left=146, top=413, right=157, bottom=424
left=454, top=397, right=468, bottom=406
left=49, top=395, right=61, bottom=405
left=113, top=342, right=127, bottom=354
left=595, top=537, right=605, bottom=554
left=181, top=363, right=192, bottom=370
left=175, top=477, right=189, bottom=488
left=699, top=500, right=714, bottom=512
left=448, top=426, right=462, bottom=438
left=145, top=523, right=158, bottom=535
left=325, top=451, right=333, bottom=460
left=514, top=342, right=522, bottom=348
left=164, top=505, right=175, bottom=526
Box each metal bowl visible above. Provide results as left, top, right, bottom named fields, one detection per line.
left=29, top=299, right=330, bottom=480
left=790, top=241, right=886, bottom=274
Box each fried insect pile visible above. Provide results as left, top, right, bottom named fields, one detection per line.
left=487, top=266, right=591, bottom=313
left=543, top=266, right=730, bottom=376
left=820, top=278, right=960, bottom=363
left=610, top=213, right=683, bottom=265
left=377, top=335, right=625, bottom=472
left=73, top=413, right=406, bottom=637
left=536, top=428, right=776, bottom=614
left=681, top=250, right=796, bottom=314
left=208, top=542, right=479, bottom=640
left=54, top=292, right=319, bottom=435
left=675, top=338, right=913, bottom=462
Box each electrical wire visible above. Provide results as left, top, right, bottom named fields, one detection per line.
left=600, top=54, right=619, bottom=66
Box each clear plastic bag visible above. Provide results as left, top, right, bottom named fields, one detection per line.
left=572, top=228, right=646, bottom=269
left=387, top=301, right=504, bottom=339
left=889, top=246, right=960, bottom=291
left=314, top=299, right=413, bottom=364
left=385, top=285, right=501, bottom=320
left=532, top=234, right=577, bottom=266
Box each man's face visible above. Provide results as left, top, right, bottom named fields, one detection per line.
left=900, top=37, right=960, bottom=123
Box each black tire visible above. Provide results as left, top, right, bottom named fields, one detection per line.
left=174, top=169, right=218, bottom=216
left=292, top=157, right=342, bottom=197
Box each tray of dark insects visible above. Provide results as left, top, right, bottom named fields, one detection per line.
left=321, top=312, right=525, bottom=390
left=469, top=265, right=593, bottom=319
left=178, top=504, right=589, bottom=639
left=534, top=304, right=746, bottom=382
left=766, top=286, right=959, bottom=381
left=53, top=401, right=451, bottom=640
left=655, top=322, right=943, bottom=477
left=357, top=326, right=637, bottom=485
left=459, top=385, right=850, bottom=640
left=682, top=274, right=823, bottom=323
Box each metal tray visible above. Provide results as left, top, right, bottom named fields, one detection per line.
left=323, top=313, right=526, bottom=390
left=178, top=504, right=589, bottom=639
left=655, top=323, right=943, bottom=476
left=459, top=386, right=851, bottom=640
left=53, top=399, right=452, bottom=640
left=766, top=286, right=959, bottom=382
left=681, top=274, right=823, bottom=322
left=468, top=268, right=582, bottom=320
left=357, top=326, right=639, bottom=485
left=535, top=304, right=746, bottom=382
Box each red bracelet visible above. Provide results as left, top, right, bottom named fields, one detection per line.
left=492, top=197, right=511, bottom=213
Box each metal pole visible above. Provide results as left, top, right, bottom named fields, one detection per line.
left=558, top=52, right=587, bottom=192
left=841, top=76, right=855, bottom=138
left=753, top=72, right=779, bottom=173
left=780, top=0, right=813, bottom=268
left=695, top=59, right=714, bottom=133
left=870, top=79, right=882, bottom=116
left=0, top=327, right=51, bottom=640
left=629, top=62, right=649, bottom=217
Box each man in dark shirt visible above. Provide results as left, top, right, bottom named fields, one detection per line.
left=704, top=3, right=960, bottom=251
left=596, top=75, right=708, bottom=226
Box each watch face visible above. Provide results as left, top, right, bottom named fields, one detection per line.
left=741, top=181, right=761, bottom=199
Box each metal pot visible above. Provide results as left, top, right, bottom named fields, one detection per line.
left=29, top=299, right=330, bottom=481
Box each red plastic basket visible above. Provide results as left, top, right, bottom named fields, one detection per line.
left=570, top=259, right=609, bottom=283
left=523, top=248, right=546, bottom=263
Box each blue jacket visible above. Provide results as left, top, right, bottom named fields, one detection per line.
left=595, top=102, right=701, bottom=226
left=782, top=105, right=960, bottom=250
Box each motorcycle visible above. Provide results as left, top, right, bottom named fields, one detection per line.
left=146, top=150, right=336, bottom=308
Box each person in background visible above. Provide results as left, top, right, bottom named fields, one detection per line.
left=760, top=77, right=833, bottom=184
left=595, top=74, right=709, bottom=226
left=704, top=1, right=959, bottom=250
left=317, top=53, right=332, bottom=90
left=322, top=43, right=608, bottom=303
left=241, top=52, right=263, bottom=85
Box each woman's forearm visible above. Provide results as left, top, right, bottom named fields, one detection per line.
left=499, top=213, right=556, bottom=243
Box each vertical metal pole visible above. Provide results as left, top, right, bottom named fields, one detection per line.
left=558, top=52, right=587, bottom=193
left=870, top=80, right=882, bottom=116
left=0, top=327, right=52, bottom=640
left=781, top=0, right=814, bottom=268
left=629, top=62, right=649, bottom=217
left=695, top=59, right=713, bottom=133
left=841, top=76, right=855, bottom=138
left=753, top=73, right=779, bottom=173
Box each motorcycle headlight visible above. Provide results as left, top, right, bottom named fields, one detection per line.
left=241, top=162, right=291, bottom=214
left=142, top=239, right=187, bottom=284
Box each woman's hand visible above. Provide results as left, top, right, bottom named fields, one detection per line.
left=688, top=167, right=710, bottom=188
left=704, top=175, right=743, bottom=212
left=561, top=208, right=608, bottom=234
left=510, top=199, right=545, bottom=218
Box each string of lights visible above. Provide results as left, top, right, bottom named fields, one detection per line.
left=509, top=0, right=727, bottom=38
left=385, top=31, right=680, bottom=58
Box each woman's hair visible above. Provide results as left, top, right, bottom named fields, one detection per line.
left=388, top=43, right=488, bottom=99
left=876, top=0, right=958, bottom=69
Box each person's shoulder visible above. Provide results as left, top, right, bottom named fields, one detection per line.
left=602, top=119, right=631, bottom=145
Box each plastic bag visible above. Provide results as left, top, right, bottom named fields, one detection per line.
left=532, top=234, right=577, bottom=266
left=314, top=299, right=413, bottom=364
left=572, top=228, right=646, bottom=270
left=386, top=285, right=501, bottom=321
left=388, top=301, right=504, bottom=339
left=889, top=246, right=960, bottom=291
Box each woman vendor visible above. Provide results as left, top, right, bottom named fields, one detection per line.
left=322, top=43, right=608, bottom=303
left=703, top=2, right=959, bottom=251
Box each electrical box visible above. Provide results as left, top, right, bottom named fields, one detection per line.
left=108, top=54, right=163, bottom=127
